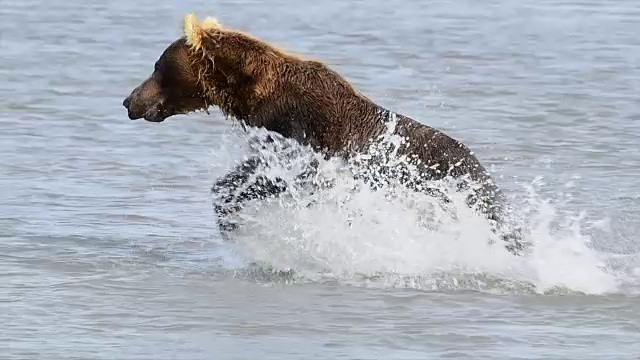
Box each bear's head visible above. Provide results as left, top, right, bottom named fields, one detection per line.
left=123, top=13, right=282, bottom=123
left=122, top=38, right=203, bottom=122
left=122, top=14, right=223, bottom=122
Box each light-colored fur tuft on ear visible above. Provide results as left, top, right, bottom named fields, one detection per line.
left=201, top=16, right=221, bottom=30
left=183, top=13, right=200, bottom=48
left=183, top=13, right=222, bottom=51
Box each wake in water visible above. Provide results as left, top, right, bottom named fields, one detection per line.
left=208, top=125, right=626, bottom=296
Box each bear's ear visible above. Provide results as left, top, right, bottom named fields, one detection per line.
left=183, top=13, right=222, bottom=51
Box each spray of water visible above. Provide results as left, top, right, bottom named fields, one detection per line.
left=208, top=125, right=632, bottom=296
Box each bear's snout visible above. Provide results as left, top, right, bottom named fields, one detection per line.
left=122, top=87, right=143, bottom=120
left=122, top=96, right=131, bottom=109
left=123, top=77, right=166, bottom=121
left=123, top=93, right=144, bottom=120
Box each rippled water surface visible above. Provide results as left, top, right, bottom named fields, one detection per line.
left=2, top=0, right=640, bottom=358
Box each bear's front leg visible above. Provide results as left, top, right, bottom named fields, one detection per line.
left=211, top=156, right=288, bottom=232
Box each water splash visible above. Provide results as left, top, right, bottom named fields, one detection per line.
left=209, top=126, right=628, bottom=296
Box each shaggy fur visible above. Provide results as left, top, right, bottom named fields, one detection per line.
left=123, top=14, right=527, bottom=255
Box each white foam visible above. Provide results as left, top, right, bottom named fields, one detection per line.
left=210, top=126, right=625, bottom=296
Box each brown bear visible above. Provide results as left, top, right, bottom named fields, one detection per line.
left=123, top=14, right=527, bottom=255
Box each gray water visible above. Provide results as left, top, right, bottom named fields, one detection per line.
left=2, top=0, right=640, bottom=358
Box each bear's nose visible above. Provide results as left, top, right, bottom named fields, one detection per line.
left=122, top=96, right=131, bottom=109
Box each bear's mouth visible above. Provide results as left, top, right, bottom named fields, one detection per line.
left=126, top=108, right=166, bottom=123
left=125, top=99, right=196, bottom=123
left=123, top=95, right=170, bottom=122
left=141, top=103, right=169, bottom=123
left=143, top=112, right=166, bottom=123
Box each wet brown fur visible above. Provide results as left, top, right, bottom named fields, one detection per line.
left=185, top=24, right=496, bottom=189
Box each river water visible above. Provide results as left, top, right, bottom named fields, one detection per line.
left=1, top=0, right=640, bottom=358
